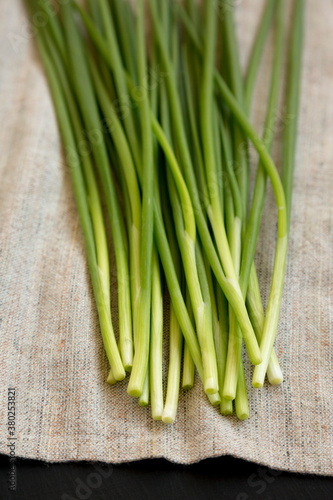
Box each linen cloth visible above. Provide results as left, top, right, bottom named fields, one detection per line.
left=0, top=0, right=332, bottom=475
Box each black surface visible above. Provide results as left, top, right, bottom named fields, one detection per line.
left=1, top=454, right=333, bottom=500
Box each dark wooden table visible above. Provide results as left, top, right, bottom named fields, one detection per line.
left=1, top=454, right=332, bottom=500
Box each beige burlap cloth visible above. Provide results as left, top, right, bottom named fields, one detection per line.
left=0, top=0, right=332, bottom=475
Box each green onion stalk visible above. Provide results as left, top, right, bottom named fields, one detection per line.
left=128, top=0, right=155, bottom=397
left=148, top=46, right=165, bottom=418
left=215, top=281, right=233, bottom=415
left=160, top=4, right=186, bottom=422
left=149, top=249, right=164, bottom=418
left=253, top=0, right=304, bottom=387
left=241, top=0, right=286, bottom=385
left=221, top=0, right=248, bottom=402
left=221, top=120, right=247, bottom=407
left=160, top=165, right=184, bottom=423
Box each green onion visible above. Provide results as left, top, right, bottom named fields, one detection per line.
left=215, top=283, right=233, bottom=416
left=161, top=169, right=184, bottom=423
left=242, top=0, right=285, bottom=385
left=149, top=249, right=164, bottom=419
left=127, top=0, right=155, bottom=398
left=27, top=0, right=304, bottom=422
left=253, top=0, right=304, bottom=387
left=282, top=0, right=304, bottom=231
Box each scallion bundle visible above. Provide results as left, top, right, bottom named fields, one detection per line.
left=26, top=0, right=304, bottom=422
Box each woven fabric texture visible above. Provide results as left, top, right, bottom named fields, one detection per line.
left=0, top=0, right=332, bottom=475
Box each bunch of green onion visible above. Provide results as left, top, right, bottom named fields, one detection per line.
left=26, top=0, right=304, bottom=422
